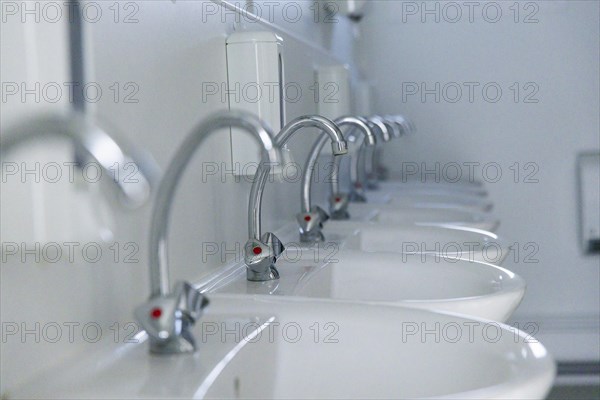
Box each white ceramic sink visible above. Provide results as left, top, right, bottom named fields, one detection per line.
left=325, top=222, right=511, bottom=265
left=384, top=177, right=485, bottom=192
left=364, top=191, right=493, bottom=212
left=347, top=203, right=500, bottom=232
left=388, top=192, right=493, bottom=212
left=343, top=204, right=381, bottom=221
left=378, top=181, right=488, bottom=197
left=210, top=250, right=525, bottom=322
left=293, top=251, right=524, bottom=322
left=14, top=295, right=554, bottom=399
left=204, top=296, right=555, bottom=399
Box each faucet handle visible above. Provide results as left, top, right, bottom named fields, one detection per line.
left=174, top=281, right=210, bottom=321
left=329, top=193, right=351, bottom=220
left=297, top=205, right=329, bottom=243
left=349, top=182, right=368, bottom=203
left=376, top=165, right=390, bottom=181
left=244, top=233, right=283, bottom=282
left=366, top=172, right=380, bottom=190
left=260, top=231, right=285, bottom=259
left=134, top=281, right=209, bottom=354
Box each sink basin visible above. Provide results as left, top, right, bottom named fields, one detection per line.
left=293, top=251, right=524, bottom=322
left=385, top=176, right=484, bottom=190
left=379, top=181, right=488, bottom=197
left=211, top=250, right=525, bottom=322
left=204, top=296, right=555, bottom=399
left=347, top=203, right=500, bottom=232
left=363, top=191, right=394, bottom=204
left=388, top=193, right=493, bottom=212
left=325, top=222, right=510, bottom=265
left=14, top=295, right=554, bottom=399
left=342, top=204, right=380, bottom=221
left=365, top=191, right=493, bottom=212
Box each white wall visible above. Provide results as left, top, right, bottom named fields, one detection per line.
left=0, top=0, right=356, bottom=393
left=356, top=0, right=600, bottom=362
left=0, top=3, right=81, bottom=392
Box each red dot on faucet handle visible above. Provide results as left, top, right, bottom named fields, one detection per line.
left=252, top=246, right=262, bottom=255
left=335, top=197, right=341, bottom=203
left=150, top=307, right=162, bottom=319
left=304, top=215, right=312, bottom=222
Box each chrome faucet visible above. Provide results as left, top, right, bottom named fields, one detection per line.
left=363, top=115, right=397, bottom=189
left=245, top=115, right=347, bottom=277
left=348, top=116, right=391, bottom=199
left=371, top=115, right=395, bottom=142
left=135, top=110, right=283, bottom=354
left=386, top=114, right=413, bottom=137
left=391, top=114, right=416, bottom=135
left=301, top=116, right=377, bottom=221
left=0, top=113, right=159, bottom=208
left=372, top=115, right=414, bottom=181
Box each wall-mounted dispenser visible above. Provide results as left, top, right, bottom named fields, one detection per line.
left=226, top=31, right=285, bottom=174
left=321, top=0, right=368, bottom=20
left=315, top=64, right=351, bottom=155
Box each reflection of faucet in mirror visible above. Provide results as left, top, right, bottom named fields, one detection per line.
left=0, top=113, right=160, bottom=208
left=301, top=116, right=376, bottom=221
left=245, top=115, right=348, bottom=279
left=135, top=110, right=283, bottom=354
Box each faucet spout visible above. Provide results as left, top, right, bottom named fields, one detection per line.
left=369, top=115, right=415, bottom=182
left=390, top=114, right=415, bottom=135
left=148, top=110, right=281, bottom=298
left=370, top=115, right=393, bottom=142
left=138, top=110, right=282, bottom=354
left=246, top=115, right=347, bottom=279
left=0, top=113, right=159, bottom=208
left=358, top=115, right=398, bottom=192
left=385, top=114, right=411, bottom=137
left=301, top=116, right=377, bottom=220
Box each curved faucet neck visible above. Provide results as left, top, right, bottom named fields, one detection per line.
left=301, top=116, right=376, bottom=214
left=0, top=113, right=158, bottom=208
left=391, top=115, right=414, bottom=135
left=358, top=116, right=394, bottom=187
left=369, top=116, right=392, bottom=142
left=247, top=115, right=346, bottom=241
left=148, top=111, right=279, bottom=298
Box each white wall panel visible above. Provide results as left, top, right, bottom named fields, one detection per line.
left=356, top=0, right=600, bottom=361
